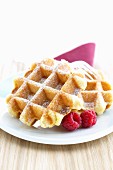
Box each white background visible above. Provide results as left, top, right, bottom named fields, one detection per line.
left=0, top=0, right=113, bottom=67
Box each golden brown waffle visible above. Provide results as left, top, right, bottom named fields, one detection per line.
left=6, top=58, right=113, bottom=128
left=80, top=80, right=113, bottom=114
left=6, top=58, right=87, bottom=128
left=72, top=61, right=113, bottom=114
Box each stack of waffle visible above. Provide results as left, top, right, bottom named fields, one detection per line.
left=6, top=58, right=113, bottom=128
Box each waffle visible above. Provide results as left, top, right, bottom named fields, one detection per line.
left=6, top=58, right=113, bottom=128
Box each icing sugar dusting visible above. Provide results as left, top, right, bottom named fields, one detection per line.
left=70, top=61, right=101, bottom=80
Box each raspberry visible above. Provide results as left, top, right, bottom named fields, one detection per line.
left=80, top=110, right=97, bottom=128
left=61, top=112, right=82, bottom=131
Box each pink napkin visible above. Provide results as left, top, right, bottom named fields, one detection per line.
left=54, top=43, right=95, bottom=66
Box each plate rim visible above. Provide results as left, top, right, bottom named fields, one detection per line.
left=0, top=112, right=113, bottom=145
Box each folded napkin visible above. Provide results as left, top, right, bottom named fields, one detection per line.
left=55, top=43, right=95, bottom=66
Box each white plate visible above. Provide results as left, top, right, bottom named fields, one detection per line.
left=0, top=73, right=113, bottom=145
